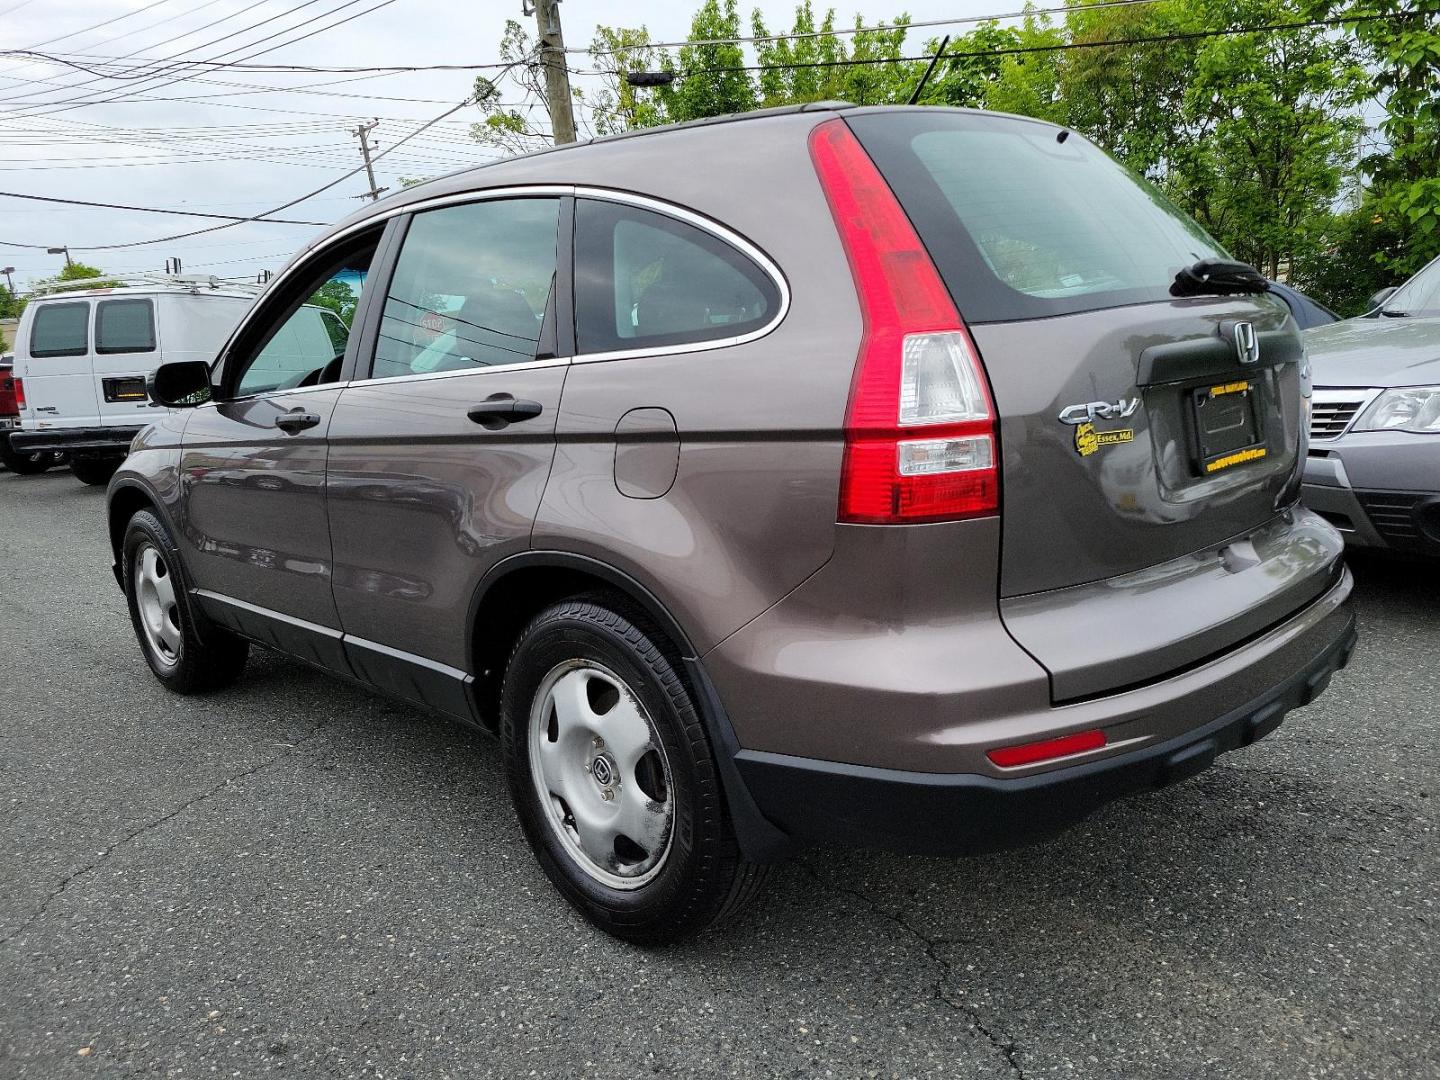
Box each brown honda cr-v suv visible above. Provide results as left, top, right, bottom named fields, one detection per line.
left=109, top=103, right=1356, bottom=942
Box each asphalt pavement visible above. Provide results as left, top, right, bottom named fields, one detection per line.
left=1, top=466, right=1436, bottom=1080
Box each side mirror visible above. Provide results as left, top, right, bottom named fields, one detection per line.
left=1369, top=286, right=1398, bottom=311
left=147, top=360, right=215, bottom=408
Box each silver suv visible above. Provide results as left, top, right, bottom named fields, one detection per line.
left=108, top=104, right=1355, bottom=942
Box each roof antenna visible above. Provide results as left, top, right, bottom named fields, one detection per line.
left=908, top=35, right=950, bottom=105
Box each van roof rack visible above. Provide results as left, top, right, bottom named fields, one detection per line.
left=29, top=272, right=268, bottom=297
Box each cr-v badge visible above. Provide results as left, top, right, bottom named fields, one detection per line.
left=1057, top=398, right=1140, bottom=425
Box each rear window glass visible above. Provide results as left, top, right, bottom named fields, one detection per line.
left=574, top=199, right=780, bottom=354
left=30, top=302, right=89, bottom=358
left=96, top=298, right=156, bottom=354
left=847, top=112, right=1228, bottom=323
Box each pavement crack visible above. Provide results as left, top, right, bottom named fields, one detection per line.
left=797, top=860, right=1025, bottom=1079
left=0, top=720, right=331, bottom=950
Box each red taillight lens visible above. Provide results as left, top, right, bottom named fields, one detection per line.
left=809, top=118, right=998, bottom=524
left=987, top=729, right=1107, bottom=769
left=13, top=377, right=25, bottom=411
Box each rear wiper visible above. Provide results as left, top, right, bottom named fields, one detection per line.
left=1170, top=258, right=1271, bottom=298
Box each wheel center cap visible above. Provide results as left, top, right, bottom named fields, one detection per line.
left=590, top=752, right=617, bottom=788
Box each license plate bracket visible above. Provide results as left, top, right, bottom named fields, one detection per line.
left=1191, top=380, right=1267, bottom=475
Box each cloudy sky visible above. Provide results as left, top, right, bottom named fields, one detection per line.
left=0, top=0, right=1006, bottom=289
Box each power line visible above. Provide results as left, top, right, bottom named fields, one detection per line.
left=0, top=0, right=315, bottom=110
left=0, top=48, right=522, bottom=74
left=0, top=189, right=329, bottom=224
left=578, top=0, right=1170, bottom=56
left=640, top=11, right=1415, bottom=79
left=6, top=0, right=405, bottom=117
left=12, top=0, right=174, bottom=53
left=64, top=95, right=480, bottom=252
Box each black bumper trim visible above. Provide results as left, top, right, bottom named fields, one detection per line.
left=733, top=616, right=1357, bottom=856
left=9, top=426, right=142, bottom=456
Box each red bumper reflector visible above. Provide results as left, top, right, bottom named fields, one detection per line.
left=987, top=729, right=1107, bottom=768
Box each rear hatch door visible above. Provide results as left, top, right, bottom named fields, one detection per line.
left=91, top=295, right=160, bottom=424
left=848, top=110, right=1335, bottom=700
left=19, top=298, right=101, bottom=429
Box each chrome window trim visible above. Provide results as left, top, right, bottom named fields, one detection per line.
left=217, top=183, right=788, bottom=383
left=568, top=186, right=791, bottom=364
left=345, top=353, right=570, bottom=390
left=194, top=381, right=349, bottom=410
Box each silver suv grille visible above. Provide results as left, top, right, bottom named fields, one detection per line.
left=1309, top=389, right=1373, bottom=441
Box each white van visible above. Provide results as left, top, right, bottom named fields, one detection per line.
left=8, top=278, right=257, bottom=484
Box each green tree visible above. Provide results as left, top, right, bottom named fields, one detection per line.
left=658, top=0, right=758, bottom=122
left=26, top=261, right=121, bottom=299
left=0, top=284, right=20, bottom=320
left=470, top=19, right=574, bottom=154
left=587, top=25, right=674, bottom=135
left=309, top=278, right=358, bottom=326
left=1168, top=0, right=1368, bottom=279
left=1309, top=0, right=1440, bottom=277
left=751, top=5, right=913, bottom=107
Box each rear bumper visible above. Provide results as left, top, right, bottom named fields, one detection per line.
left=9, top=425, right=142, bottom=457
left=734, top=588, right=1357, bottom=855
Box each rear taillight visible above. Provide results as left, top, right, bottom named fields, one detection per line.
left=13, top=377, right=25, bottom=411
left=809, top=118, right=998, bottom=524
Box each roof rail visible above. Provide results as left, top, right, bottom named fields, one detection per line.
left=29, top=272, right=267, bottom=297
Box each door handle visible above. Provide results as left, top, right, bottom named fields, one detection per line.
left=275, top=408, right=321, bottom=434
left=467, top=393, right=544, bottom=430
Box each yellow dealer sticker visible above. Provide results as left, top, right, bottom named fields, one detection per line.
left=1205, top=446, right=1268, bottom=473
left=1075, top=422, right=1134, bottom=457
left=1209, top=380, right=1252, bottom=397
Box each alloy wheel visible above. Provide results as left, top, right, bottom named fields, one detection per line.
left=528, top=659, right=675, bottom=890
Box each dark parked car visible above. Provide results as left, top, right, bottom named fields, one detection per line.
left=1303, top=255, right=1440, bottom=555
left=1267, top=280, right=1339, bottom=330
left=108, top=104, right=1355, bottom=942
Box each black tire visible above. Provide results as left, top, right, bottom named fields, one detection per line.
left=501, top=595, right=768, bottom=944
left=122, top=509, right=249, bottom=693
left=0, top=437, right=55, bottom=475
left=70, top=457, right=121, bottom=486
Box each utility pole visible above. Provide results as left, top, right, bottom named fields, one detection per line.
left=1, top=267, right=14, bottom=295
left=350, top=119, right=388, bottom=202
left=47, top=246, right=73, bottom=268
left=527, top=0, right=577, bottom=144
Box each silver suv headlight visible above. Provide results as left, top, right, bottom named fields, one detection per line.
left=1354, top=386, right=1440, bottom=433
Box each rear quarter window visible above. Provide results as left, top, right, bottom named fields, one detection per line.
left=574, top=199, right=782, bottom=355
left=846, top=111, right=1228, bottom=323
left=96, top=298, right=156, bottom=354
left=29, top=301, right=90, bottom=358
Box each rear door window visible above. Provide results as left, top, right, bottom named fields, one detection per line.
left=95, top=298, right=156, bottom=354
left=30, top=302, right=90, bottom=358
left=574, top=199, right=780, bottom=355
left=846, top=112, right=1229, bottom=323
left=369, top=198, right=559, bottom=380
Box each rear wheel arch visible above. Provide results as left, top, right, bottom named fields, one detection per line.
left=468, top=553, right=701, bottom=731
left=469, top=552, right=794, bottom=863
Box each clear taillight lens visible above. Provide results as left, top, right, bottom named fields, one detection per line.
left=897, top=434, right=994, bottom=476
left=899, top=332, right=989, bottom=426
